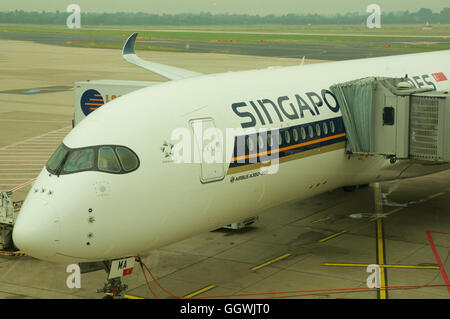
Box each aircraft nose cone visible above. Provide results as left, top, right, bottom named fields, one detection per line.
left=13, top=198, right=60, bottom=259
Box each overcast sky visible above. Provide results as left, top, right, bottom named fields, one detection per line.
left=0, top=0, right=448, bottom=15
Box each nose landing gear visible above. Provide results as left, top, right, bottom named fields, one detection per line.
left=97, top=257, right=136, bottom=299
left=98, top=276, right=128, bottom=299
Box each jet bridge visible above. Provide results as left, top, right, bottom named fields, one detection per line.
left=330, top=77, right=450, bottom=163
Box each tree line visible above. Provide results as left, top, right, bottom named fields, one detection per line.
left=1, top=8, right=450, bottom=25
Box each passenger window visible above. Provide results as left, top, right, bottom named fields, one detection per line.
left=64, top=149, right=94, bottom=172
left=301, top=127, right=306, bottom=140
left=258, top=135, right=265, bottom=150
left=308, top=125, right=314, bottom=138
left=116, top=147, right=139, bottom=171
left=247, top=136, right=255, bottom=152
left=98, top=147, right=121, bottom=173
left=293, top=128, right=299, bottom=142
left=267, top=133, right=273, bottom=148
left=316, top=124, right=321, bottom=137
left=278, top=132, right=283, bottom=146
left=330, top=121, right=336, bottom=133
left=323, top=122, right=329, bottom=135
left=284, top=131, right=291, bottom=144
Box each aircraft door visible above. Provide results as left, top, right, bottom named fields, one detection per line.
left=189, top=118, right=225, bottom=183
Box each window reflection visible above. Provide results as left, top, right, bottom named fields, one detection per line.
left=116, top=147, right=139, bottom=172
left=64, top=149, right=94, bottom=172
left=46, top=143, right=139, bottom=175
left=98, top=147, right=121, bottom=173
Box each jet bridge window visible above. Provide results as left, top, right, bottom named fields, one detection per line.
left=383, top=107, right=395, bottom=126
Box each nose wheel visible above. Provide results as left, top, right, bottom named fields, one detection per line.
left=99, top=277, right=128, bottom=299
left=97, top=260, right=129, bottom=299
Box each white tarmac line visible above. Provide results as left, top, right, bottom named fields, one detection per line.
left=0, top=126, right=71, bottom=151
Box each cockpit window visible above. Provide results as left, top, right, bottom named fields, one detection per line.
left=46, top=143, right=139, bottom=175
left=64, top=149, right=95, bottom=172
left=98, top=147, right=121, bottom=173
left=47, top=144, right=69, bottom=171
left=116, top=147, right=139, bottom=171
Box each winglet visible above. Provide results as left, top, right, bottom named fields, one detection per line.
left=121, top=32, right=203, bottom=81
left=123, top=33, right=138, bottom=56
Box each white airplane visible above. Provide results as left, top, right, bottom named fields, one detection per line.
left=12, top=33, right=450, bottom=265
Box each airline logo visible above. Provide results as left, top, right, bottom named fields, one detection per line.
left=80, top=89, right=104, bottom=116
left=232, top=89, right=340, bottom=129
left=432, top=72, right=448, bottom=82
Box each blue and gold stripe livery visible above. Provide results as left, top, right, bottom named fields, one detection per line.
left=227, top=117, right=347, bottom=175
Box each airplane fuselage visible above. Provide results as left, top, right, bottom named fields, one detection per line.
left=13, top=50, right=450, bottom=263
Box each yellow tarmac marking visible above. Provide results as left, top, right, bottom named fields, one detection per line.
left=373, top=182, right=387, bottom=299
left=369, top=207, right=403, bottom=222
left=318, top=185, right=447, bottom=300
left=319, top=230, right=348, bottom=243
left=183, top=285, right=217, bottom=299
left=104, top=293, right=144, bottom=299
left=374, top=182, right=382, bottom=214
left=321, top=263, right=440, bottom=270
left=251, top=253, right=291, bottom=271
left=377, top=218, right=387, bottom=299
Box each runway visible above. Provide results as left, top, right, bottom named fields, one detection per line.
left=0, top=39, right=449, bottom=299
left=84, top=27, right=450, bottom=38
left=2, top=26, right=450, bottom=61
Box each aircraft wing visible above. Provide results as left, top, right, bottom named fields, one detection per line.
left=122, top=33, right=204, bottom=81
